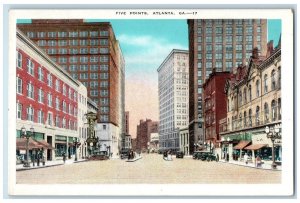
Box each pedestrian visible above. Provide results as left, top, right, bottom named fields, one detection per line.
left=62, top=152, right=66, bottom=164
left=256, top=155, right=262, bottom=167
left=244, top=153, right=249, bottom=164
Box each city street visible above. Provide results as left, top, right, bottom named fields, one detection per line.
left=16, top=154, right=281, bottom=184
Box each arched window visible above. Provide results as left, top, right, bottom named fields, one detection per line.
left=243, top=88, right=247, bottom=104
left=249, top=109, right=252, bottom=127
left=271, top=69, right=276, bottom=90
left=256, top=80, right=260, bottom=97
left=264, top=102, right=269, bottom=123
left=239, top=113, right=242, bottom=128
left=239, top=90, right=242, bottom=106
left=264, top=74, right=268, bottom=93
left=278, top=67, right=281, bottom=89
left=248, top=85, right=252, bottom=101
left=244, top=111, right=247, bottom=127
left=256, top=106, right=260, bottom=126
left=278, top=98, right=281, bottom=120
left=271, top=100, right=277, bottom=121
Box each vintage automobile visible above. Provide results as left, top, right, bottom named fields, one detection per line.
left=89, top=150, right=109, bottom=160
left=192, top=151, right=202, bottom=159
left=193, top=151, right=218, bottom=162
left=120, top=149, right=130, bottom=159
left=176, top=151, right=184, bottom=158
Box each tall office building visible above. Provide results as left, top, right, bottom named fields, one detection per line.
left=18, top=19, right=125, bottom=156
left=157, top=49, right=189, bottom=152
left=187, top=19, right=267, bottom=153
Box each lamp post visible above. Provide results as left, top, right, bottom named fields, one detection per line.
left=21, top=126, right=34, bottom=167
left=265, top=124, right=281, bottom=169
left=73, top=137, right=80, bottom=161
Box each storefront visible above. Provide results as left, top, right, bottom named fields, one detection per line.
left=55, top=135, right=67, bottom=157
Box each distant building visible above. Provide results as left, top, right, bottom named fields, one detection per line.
left=124, top=134, right=132, bottom=150
left=157, top=49, right=189, bottom=152
left=187, top=19, right=268, bottom=153
left=131, top=138, right=137, bottom=151
left=149, top=132, right=159, bottom=152
left=136, top=119, right=158, bottom=152
left=179, top=128, right=189, bottom=155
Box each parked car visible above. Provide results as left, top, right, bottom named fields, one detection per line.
left=199, top=152, right=218, bottom=162
left=176, top=151, right=184, bottom=158
left=120, top=149, right=130, bottom=159
left=193, top=151, right=202, bottom=159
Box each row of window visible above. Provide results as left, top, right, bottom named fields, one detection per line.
left=67, top=64, right=109, bottom=71
left=17, top=78, right=77, bottom=116
left=37, top=39, right=109, bottom=46
left=198, top=19, right=261, bottom=25
left=27, top=30, right=109, bottom=38
left=228, top=99, right=281, bottom=131
left=45, top=47, right=109, bottom=55
left=198, top=44, right=257, bottom=53
left=17, top=103, right=77, bottom=130
left=57, top=55, right=109, bottom=63
left=16, top=51, right=78, bottom=101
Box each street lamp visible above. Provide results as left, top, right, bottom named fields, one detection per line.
left=265, top=124, right=281, bottom=169
left=21, top=126, right=34, bottom=167
left=73, top=137, right=80, bottom=161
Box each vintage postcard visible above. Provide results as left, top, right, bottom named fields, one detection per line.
left=7, top=8, right=294, bottom=197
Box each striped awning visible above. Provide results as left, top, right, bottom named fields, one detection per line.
left=244, top=144, right=268, bottom=150
left=233, top=140, right=251, bottom=150
left=16, top=137, right=44, bottom=150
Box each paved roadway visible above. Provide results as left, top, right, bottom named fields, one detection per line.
left=16, top=154, right=281, bottom=184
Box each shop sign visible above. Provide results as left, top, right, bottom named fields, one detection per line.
left=252, top=134, right=272, bottom=145
left=19, top=150, right=26, bottom=154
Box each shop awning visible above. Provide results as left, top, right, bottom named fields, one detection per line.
left=244, top=144, right=267, bottom=150
left=36, top=140, right=54, bottom=149
left=233, top=140, right=251, bottom=150
left=16, top=137, right=44, bottom=150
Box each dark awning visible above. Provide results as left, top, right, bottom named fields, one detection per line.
left=36, top=140, right=54, bottom=149
left=16, top=137, right=44, bottom=150
left=244, top=144, right=267, bottom=150
left=233, top=140, right=251, bottom=150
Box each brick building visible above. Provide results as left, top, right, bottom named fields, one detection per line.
left=17, top=19, right=125, bottom=156
left=16, top=28, right=87, bottom=161
left=202, top=70, right=230, bottom=152
left=136, top=119, right=158, bottom=152
left=187, top=19, right=267, bottom=153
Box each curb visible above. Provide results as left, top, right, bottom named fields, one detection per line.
left=126, top=157, right=143, bottom=162
left=219, top=160, right=282, bottom=171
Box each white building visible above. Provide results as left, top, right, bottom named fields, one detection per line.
left=157, top=49, right=189, bottom=152
left=77, top=85, right=88, bottom=159
left=179, top=128, right=189, bottom=155
left=150, top=133, right=159, bottom=152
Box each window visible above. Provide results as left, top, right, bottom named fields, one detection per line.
left=257, top=26, right=261, bottom=33
left=246, top=26, right=253, bottom=34
left=90, top=73, right=98, bottom=79
left=90, top=39, right=98, bottom=46
left=90, top=65, right=99, bottom=71
left=278, top=67, right=281, bottom=89
left=215, top=61, right=222, bottom=69
left=63, top=101, right=67, bottom=113
left=69, top=104, right=72, bottom=115
left=100, top=48, right=109, bottom=54
left=256, top=80, right=260, bottom=97
left=206, top=53, right=212, bottom=60
left=226, top=35, right=232, bottom=43
left=58, top=40, right=67, bottom=46
left=37, top=32, right=46, bottom=38
left=206, top=27, right=212, bottom=34
left=239, top=91, right=243, bottom=106
left=225, top=44, right=233, bottom=52
left=100, top=73, right=109, bottom=79
left=256, top=106, right=260, bottom=126
left=244, top=111, right=247, bottom=127
left=90, top=31, right=98, bottom=37
left=278, top=98, right=281, bottom=120
left=55, top=79, right=60, bottom=92
left=90, top=56, right=99, bottom=63
left=100, top=98, right=109, bottom=105
left=215, top=36, right=222, bottom=43
left=236, top=36, right=243, bottom=42
left=236, top=44, right=242, bottom=51
left=248, top=85, right=252, bottom=101
left=100, top=56, right=109, bottom=62
left=100, top=81, right=108, bottom=88
left=216, top=53, right=222, bottom=60
left=206, top=62, right=212, bottom=68
left=69, top=56, right=78, bottom=63
left=27, top=59, right=34, bottom=75
left=206, top=36, right=212, bottom=43
left=27, top=83, right=34, bottom=99
left=69, top=39, right=78, bottom=46
left=264, top=103, right=269, bottom=123
left=100, top=107, right=109, bottom=113
left=55, top=97, right=60, bottom=110
left=27, top=106, right=34, bottom=122
left=48, top=93, right=53, bottom=107
left=17, top=51, right=22, bottom=68
left=79, top=31, right=88, bottom=37
left=264, top=74, right=268, bottom=93
left=236, top=27, right=243, bottom=34
left=58, top=48, right=67, bottom=54
left=100, top=90, right=109, bottom=97
left=90, top=81, right=98, bottom=88
left=226, top=27, right=233, bottom=34
left=47, top=112, right=53, bottom=125
left=80, top=73, right=88, bottom=79
left=69, top=48, right=78, bottom=54
left=79, top=48, right=88, bottom=54
left=271, top=100, right=277, bottom=121
left=69, top=89, right=72, bottom=100
left=47, top=74, right=53, bottom=87
left=100, top=39, right=109, bottom=45
left=55, top=116, right=60, bottom=127
left=69, top=65, right=78, bottom=71
left=27, top=32, right=35, bottom=38
left=257, top=35, right=261, bottom=42
left=225, top=62, right=232, bottom=70
left=38, top=110, right=44, bottom=124
left=246, top=35, right=253, bottom=42
left=90, top=90, right=98, bottom=96
left=17, top=103, right=22, bottom=119
left=100, top=30, right=109, bottom=36
left=271, top=70, right=276, bottom=90
left=80, top=65, right=88, bottom=71
left=16, top=77, right=22, bottom=94
left=226, top=53, right=233, bottom=60
left=236, top=52, right=242, bottom=59
left=246, top=44, right=253, bottom=51
left=249, top=109, right=252, bottom=127
left=243, top=88, right=247, bottom=103
left=62, top=118, right=66, bottom=128
left=69, top=32, right=78, bottom=37
left=63, top=84, right=66, bottom=96
left=58, top=32, right=67, bottom=37
left=90, top=48, right=98, bottom=54
left=38, top=88, right=44, bottom=103
left=215, top=27, right=222, bottom=34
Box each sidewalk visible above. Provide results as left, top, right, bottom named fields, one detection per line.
left=16, top=158, right=88, bottom=171
left=219, top=159, right=282, bottom=171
